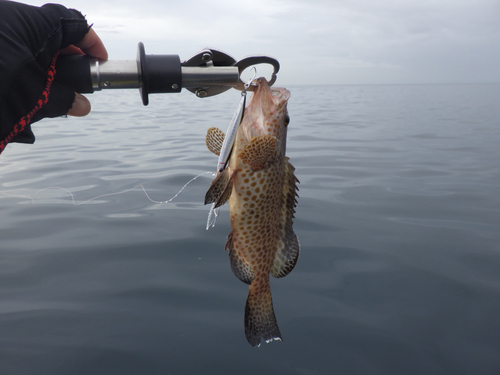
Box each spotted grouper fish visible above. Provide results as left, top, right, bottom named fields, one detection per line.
left=204, top=77, right=300, bottom=347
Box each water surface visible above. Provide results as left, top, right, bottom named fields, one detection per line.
left=1, top=84, right=500, bottom=374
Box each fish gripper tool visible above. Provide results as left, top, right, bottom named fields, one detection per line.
left=55, top=43, right=280, bottom=105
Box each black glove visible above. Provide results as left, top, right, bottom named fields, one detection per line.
left=0, top=0, right=90, bottom=152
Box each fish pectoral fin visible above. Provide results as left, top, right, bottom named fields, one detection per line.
left=204, top=168, right=234, bottom=208
left=206, top=127, right=225, bottom=156
left=238, top=135, right=279, bottom=171
left=226, top=231, right=255, bottom=285
left=271, top=158, right=300, bottom=278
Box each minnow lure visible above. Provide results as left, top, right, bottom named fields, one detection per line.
left=206, top=70, right=256, bottom=229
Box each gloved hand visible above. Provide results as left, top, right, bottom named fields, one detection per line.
left=0, top=0, right=107, bottom=153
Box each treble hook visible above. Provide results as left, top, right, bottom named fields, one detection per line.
left=243, top=67, right=257, bottom=92
left=234, top=55, right=280, bottom=91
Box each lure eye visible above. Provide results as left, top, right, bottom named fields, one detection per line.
left=284, top=115, right=290, bottom=126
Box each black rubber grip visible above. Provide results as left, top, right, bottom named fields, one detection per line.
left=137, top=42, right=181, bottom=105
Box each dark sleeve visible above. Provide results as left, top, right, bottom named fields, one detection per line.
left=0, top=1, right=90, bottom=147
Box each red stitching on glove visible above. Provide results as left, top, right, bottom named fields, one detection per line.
left=0, top=52, right=59, bottom=155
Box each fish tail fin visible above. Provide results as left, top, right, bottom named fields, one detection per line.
left=244, top=280, right=282, bottom=347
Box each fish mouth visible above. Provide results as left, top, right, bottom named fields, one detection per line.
left=238, top=78, right=290, bottom=141
left=251, top=77, right=291, bottom=109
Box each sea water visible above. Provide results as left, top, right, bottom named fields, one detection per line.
left=1, top=84, right=499, bottom=374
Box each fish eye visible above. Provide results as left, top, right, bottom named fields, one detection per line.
left=284, top=115, right=290, bottom=126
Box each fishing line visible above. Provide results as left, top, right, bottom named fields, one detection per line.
left=0, top=171, right=212, bottom=206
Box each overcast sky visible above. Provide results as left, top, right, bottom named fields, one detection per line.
left=26, top=0, right=500, bottom=85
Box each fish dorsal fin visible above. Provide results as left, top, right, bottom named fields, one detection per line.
left=238, top=135, right=278, bottom=171
left=226, top=231, right=255, bottom=285
left=204, top=168, right=234, bottom=208
left=206, top=127, right=225, bottom=156
left=271, top=158, right=300, bottom=278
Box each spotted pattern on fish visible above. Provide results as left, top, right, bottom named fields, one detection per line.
left=205, top=78, right=299, bottom=347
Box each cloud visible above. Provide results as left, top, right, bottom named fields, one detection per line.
left=23, top=0, right=500, bottom=84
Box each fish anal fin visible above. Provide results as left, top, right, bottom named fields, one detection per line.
left=204, top=169, right=234, bottom=207
left=245, top=280, right=282, bottom=347
left=206, top=127, right=225, bottom=156
left=226, top=231, right=255, bottom=285
left=239, top=135, right=278, bottom=171
left=271, top=158, right=300, bottom=278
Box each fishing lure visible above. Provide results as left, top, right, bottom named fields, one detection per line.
left=206, top=69, right=256, bottom=229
